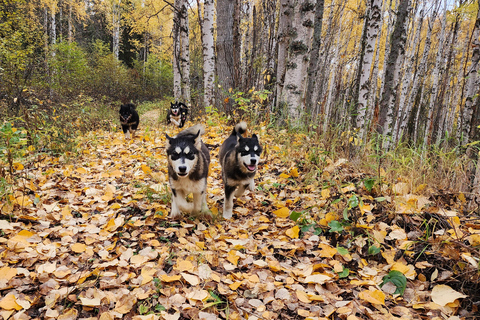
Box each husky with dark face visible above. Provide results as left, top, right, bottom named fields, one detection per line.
left=119, top=103, right=140, bottom=139
left=218, top=122, right=262, bottom=219
left=167, top=102, right=189, bottom=128
left=166, top=124, right=210, bottom=219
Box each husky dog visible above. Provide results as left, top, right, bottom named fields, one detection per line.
left=119, top=103, right=140, bottom=139
left=218, top=122, right=262, bottom=219
left=167, top=102, right=189, bottom=128
left=166, top=124, right=210, bottom=219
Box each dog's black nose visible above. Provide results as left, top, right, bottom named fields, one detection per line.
left=250, top=159, right=257, bottom=165
left=178, top=166, right=187, bottom=173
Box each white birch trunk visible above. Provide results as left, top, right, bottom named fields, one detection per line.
left=461, top=4, right=480, bottom=145
left=424, top=0, right=447, bottom=146
left=180, top=0, right=191, bottom=104
left=323, top=45, right=340, bottom=132
left=357, top=0, right=382, bottom=138
left=281, top=0, right=315, bottom=125
left=275, top=0, right=292, bottom=111
left=379, top=0, right=410, bottom=149
left=202, top=0, right=215, bottom=108
left=112, top=0, right=121, bottom=60
left=173, top=0, right=182, bottom=100
left=394, top=3, right=424, bottom=144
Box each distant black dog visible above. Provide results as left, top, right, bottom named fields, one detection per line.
left=167, top=102, right=188, bottom=128
left=119, top=103, right=139, bottom=139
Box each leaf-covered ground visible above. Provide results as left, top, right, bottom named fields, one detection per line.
left=1, top=117, right=479, bottom=320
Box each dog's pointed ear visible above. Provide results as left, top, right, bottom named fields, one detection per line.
left=194, top=130, right=202, bottom=149
left=165, top=134, right=173, bottom=148
left=252, top=134, right=258, bottom=141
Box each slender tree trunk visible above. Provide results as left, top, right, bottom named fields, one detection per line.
left=201, top=0, right=215, bottom=108
left=424, top=0, right=447, bottom=146
left=394, top=3, right=424, bottom=144
left=68, top=3, right=72, bottom=43
left=461, top=4, right=480, bottom=145
left=280, top=0, right=315, bottom=125
left=112, top=0, right=121, bottom=60
left=173, top=0, right=182, bottom=100
left=356, top=0, right=382, bottom=139
left=399, top=1, right=439, bottom=144
left=305, top=0, right=325, bottom=116
left=275, top=0, right=293, bottom=112
left=180, top=0, right=191, bottom=104
left=377, top=0, right=410, bottom=148
left=216, top=0, right=236, bottom=113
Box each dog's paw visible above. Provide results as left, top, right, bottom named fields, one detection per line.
left=169, top=211, right=182, bottom=220
left=223, top=210, right=233, bottom=219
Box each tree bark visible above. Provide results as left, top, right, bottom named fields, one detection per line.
left=216, top=0, right=236, bottom=113
left=356, top=0, right=382, bottom=139
left=305, top=0, right=325, bottom=116
left=275, top=0, right=293, bottom=112
left=461, top=4, right=480, bottom=145
left=179, top=0, right=191, bottom=104
left=377, top=0, right=410, bottom=148
left=201, top=0, right=215, bottom=108
left=173, top=0, right=182, bottom=100
left=424, top=0, right=447, bottom=146
left=280, top=0, right=315, bottom=125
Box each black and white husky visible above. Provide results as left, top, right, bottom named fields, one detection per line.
left=119, top=103, right=140, bottom=139
left=167, top=101, right=188, bottom=128
left=218, top=122, right=262, bottom=219
left=166, top=124, right=210, bottom=219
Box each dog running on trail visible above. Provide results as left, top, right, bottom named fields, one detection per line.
left=167, top=101, right=189, bottom=128
left=165, top=124, right=210, bottom=219
left=119, top=103, right=140, bottom=139
left=218, top=122, right=262, bottom=219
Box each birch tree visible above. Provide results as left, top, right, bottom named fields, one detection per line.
left=461, top=3, right=480, bottom=145
left=305, top=0, right=325, bottom=116
left=279, top=0, right=315, bottom=125
left=377, top=0, right=410, bottom=148
left=356, top=0, right=382, bottom=139
left=201, top=0, right=215, bottom=108
left=393, top=2, right=425, bottom=144
left=173, top=0, right=182, bottom=100
left=424, top=0, right=447, bottom=146
left=216, top=0, right=236, bottom=113
left=275, top=0, right=293, bottom=112
left=179, top=0, right=191, bottom=104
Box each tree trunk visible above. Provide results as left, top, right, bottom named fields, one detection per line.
left=216, top=0, right=236, bottom=113
left=180, top=0, right=191, bottom=104
left=280, top=0, right=315, bottom=125
left=201, top=0, right=215, bottom=108
left=112, top=0, right=121, bottom=60
left=424, top=0, right=447, bottom=146
left=377, top=0, right=410, bottom=148
left=173, top=0, right=182, bottom=100
left=356, top=0, right=382, bottom=139
left=393, top=2, right=424, bottom=144
left=461, top=4, right=480, bottom=145
left=275, top=0, right=293, bottom=112
left=305, top=0, right=325, bottom=116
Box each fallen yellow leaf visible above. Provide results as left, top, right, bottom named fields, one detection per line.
left=359, top=289, right=385, bottom=305
left=286, top=226, right=299, bottom=239
left=273, top=207, right=290, bottom=218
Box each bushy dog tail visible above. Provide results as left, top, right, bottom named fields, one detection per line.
left=232, top=121, right=247, bottom=136
left=177, top=124, right=205, bottom=137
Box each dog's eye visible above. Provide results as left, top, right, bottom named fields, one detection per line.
left=170, top=153, right=180, bottom=161
left=185, top=152, right=195, bottom=160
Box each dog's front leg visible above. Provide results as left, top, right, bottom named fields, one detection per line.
left=234, top=184, right=247, bottom=197
left=170, top=188, right=182, bottom=219
left=170, top=189, right=192, bottom=219
left=171, top=118, right=180, bottom=127
left=223, top=185, right=236, bottom=219
left=247, top=179, right=255, bottom=191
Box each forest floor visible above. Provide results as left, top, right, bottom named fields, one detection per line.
left=0, top=115, right=479, bottom=320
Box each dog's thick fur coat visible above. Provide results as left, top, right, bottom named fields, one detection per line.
left=166, top=124, right=210, bottom=219
left=119, top=103, right=140, bottom=139
left=167, top=102, right=189, bottom=128
left=218, top=122, right=262, bottom=219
